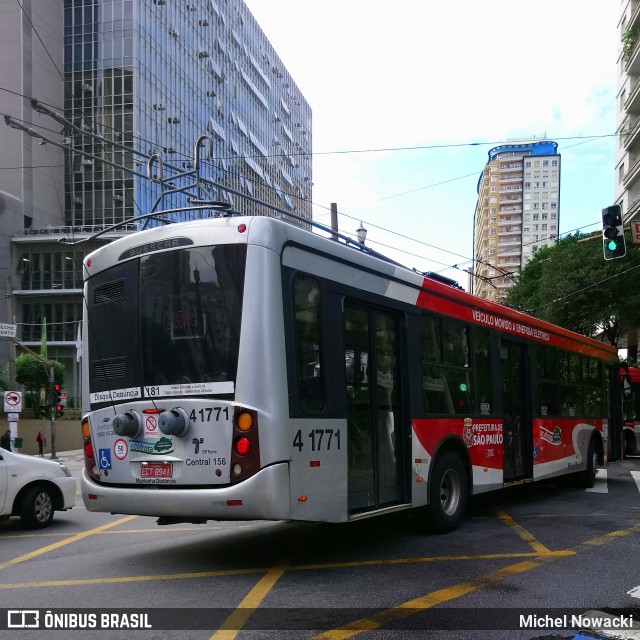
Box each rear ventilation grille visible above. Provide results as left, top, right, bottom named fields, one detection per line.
left=94, top=280, right=125, bottom=304
left=93, top=358, right=127, bottom=380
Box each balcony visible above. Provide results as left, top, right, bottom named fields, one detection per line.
left=500, top=206, right=522, bottom=214
left=625, top=30, right=640, bottom=75
left=621, top=113, right=640, bottom=149
left=623, top=153, right=640, bottom=187
left=500, top=174, right=523, bottom=183
left=625, top=78, right=640, bottom=115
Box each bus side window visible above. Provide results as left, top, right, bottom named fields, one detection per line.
left=536, top=345, right=558, bottom=416
left=293, top=274, right=325, bottom=413
left=421, top=316, right=471, bottom=415
left=474, top=328, right=492, bottom=415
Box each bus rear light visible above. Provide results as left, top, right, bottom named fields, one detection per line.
left=227, top=500, right=243, bottom=506
left=237, top=224, right=246, bottom=233
left=231, top=407, right=260, bottom=483
left=87, top=493, right=98, bottom=500
left=297, top=496, right=308, bottom=502
left=84, top=441, right=94, bottom=459
left=143, top=408, right=166, bottom=414
left=82, top=420, right=91, bottom=439
left=237, top=412, right=253, bottom=431
left=235, top=437, right=250, bottom=456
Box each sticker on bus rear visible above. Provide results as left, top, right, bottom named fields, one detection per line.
left=143, top=382, right=234, bottom=397
left=90, top=387, right=142, bottom=404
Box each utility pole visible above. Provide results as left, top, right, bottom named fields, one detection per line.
left=8, top=336, right=59, bottom=459
left=49, top=366, right=58, bottom=460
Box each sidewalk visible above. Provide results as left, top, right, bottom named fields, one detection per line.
left=35, top=449, right=85, bottom=470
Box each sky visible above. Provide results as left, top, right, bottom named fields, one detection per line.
left=243, top=0, right=620, bottom=289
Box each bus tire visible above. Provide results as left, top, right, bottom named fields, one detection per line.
left=624, top=431, right=637, bottom=456
left=579, top=438, right=598, bottom=489
left=425, top=452, right=468, bottom=533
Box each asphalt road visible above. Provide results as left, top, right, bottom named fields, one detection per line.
left=0, top=451, right=639, bottom=640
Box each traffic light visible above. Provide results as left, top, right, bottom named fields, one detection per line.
left=39, top=405, right=50, bottom=418
left=53, top=385, right=64, bottom=417
left=602, top=205, right=626, bottom=260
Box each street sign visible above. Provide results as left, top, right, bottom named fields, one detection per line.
left=632, top=220, right=640, bottom=245
left=60, top=391, right=67, bottom=406
left=7, top=413, right=18, bottom=422
left=0, top=323, right=16, bottom=338
left=4, top=391, right=22, bottom=412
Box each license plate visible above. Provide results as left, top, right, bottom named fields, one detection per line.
left=140, top=463, right=173, bottom=478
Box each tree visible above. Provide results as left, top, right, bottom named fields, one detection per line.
left=14, top=354, right=65, bottom=416
left=504, top=231, right=640, bottom=348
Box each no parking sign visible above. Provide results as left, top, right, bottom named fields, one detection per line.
left=632, top=220, right=640, bottom=245
left=3, top=391, right=22, bottom=413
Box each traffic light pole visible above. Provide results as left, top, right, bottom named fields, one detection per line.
left=49, top=367, right=58, bottom=460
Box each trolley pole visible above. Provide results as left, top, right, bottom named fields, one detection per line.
left=330, top=202, right=339, bottom=241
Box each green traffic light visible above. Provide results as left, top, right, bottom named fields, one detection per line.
left=607, top=240, right=618, bottom=251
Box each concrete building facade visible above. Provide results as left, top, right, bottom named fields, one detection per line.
left=0, top=0, right=311, bottom=411
left=473, top=140, right=560, bottom=301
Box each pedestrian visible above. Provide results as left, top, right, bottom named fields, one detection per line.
left=1, top=429, right=11, bottom=451
left=36, top=431, right=45, bottom=456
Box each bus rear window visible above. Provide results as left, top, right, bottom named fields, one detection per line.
left=140, top=245, right=246, bottom=389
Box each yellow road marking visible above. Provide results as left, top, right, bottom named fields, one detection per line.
left=0, top=515, right=137, bottom=570
left=311, top=521, right=640, bottom=640
left=0, top=550, right=574, bottom=590
left=312, top=558, right=553, bottom=640
left=209, top=542, right=303, bottom=640
left=0, top=568, right=263, bottom=589
left=496, top=510, right=552, bottom=554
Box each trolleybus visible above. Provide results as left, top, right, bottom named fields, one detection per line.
left=80, top=214, right=621, bottom=532
left=622, top=366, right=640, bottom=455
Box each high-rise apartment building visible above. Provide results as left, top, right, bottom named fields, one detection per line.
left=0, top=0, right=311, bottom=406
left=615, top=0, right=640, bottom=360
left=616, top=2, right=640, bottom=223
left=472, top=140, right=561, bottom=301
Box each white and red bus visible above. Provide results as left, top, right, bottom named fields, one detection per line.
left=80, top=214, right=621, bottom=532
left=622, top=366, right=640, bottom=456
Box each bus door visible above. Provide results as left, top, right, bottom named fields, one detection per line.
left=500, top=339, right=532, bottom=482
left=344, top=304, right=406, bottom=514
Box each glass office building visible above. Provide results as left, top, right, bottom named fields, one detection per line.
left=1, top=0, right=311, bottom=411
left=63, top=0, right=312, bottom=227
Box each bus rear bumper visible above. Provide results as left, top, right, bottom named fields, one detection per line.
left=81, top=463, right=291, bottom=522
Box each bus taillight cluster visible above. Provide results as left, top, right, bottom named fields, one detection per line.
left=231, top=408, right=260, bottom=482
left=81, top=418, right=100, bottom=481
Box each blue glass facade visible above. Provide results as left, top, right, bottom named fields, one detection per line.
left=63, top=0, right=312, bottom=227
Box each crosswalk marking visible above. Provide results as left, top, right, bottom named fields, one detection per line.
left=586, top=468, right=608, bottom=493
left=631, top=471, right=640, bottom=494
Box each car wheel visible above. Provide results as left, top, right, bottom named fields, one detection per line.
left=20, top=485, right=55, bottom=528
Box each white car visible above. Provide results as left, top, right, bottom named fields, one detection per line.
left=0, top=448, right=76, bottom=528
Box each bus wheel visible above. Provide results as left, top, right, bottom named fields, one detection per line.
left=579, top=438, right=598, bottom=489
left=425, top=452, right=468, bottom=533
left=624, top=431, right=637, bottom=456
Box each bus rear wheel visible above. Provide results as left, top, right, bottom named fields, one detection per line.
left=578, top=438, right=598, bottom=489
left=424, top=452, right=468, bottom=534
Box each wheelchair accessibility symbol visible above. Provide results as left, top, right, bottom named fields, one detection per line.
left=99, top=448, right=112, bottom=470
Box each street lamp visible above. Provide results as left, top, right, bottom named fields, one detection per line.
left=356, top=222, right=367, bottom=244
